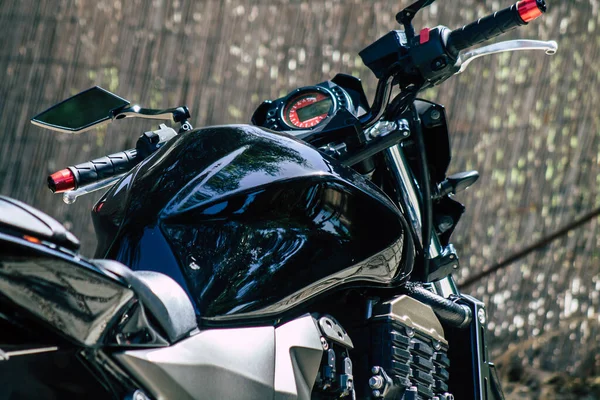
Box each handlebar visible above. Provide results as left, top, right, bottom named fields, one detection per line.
left=48, top=124, right=178, bottom=194
left=446, top=0, right=547, bottom=57
left=48, top=149, right=139, bottom=193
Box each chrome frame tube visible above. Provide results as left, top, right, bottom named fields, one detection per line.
left=384, top=143, right=458, bottom=297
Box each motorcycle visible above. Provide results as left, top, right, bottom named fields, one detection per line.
left=0, top=0, right=557, bottom=398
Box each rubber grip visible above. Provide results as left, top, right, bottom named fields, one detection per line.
left=405, top=283, right=473, bottom=329
left=69, top=148, right=138, bottom=188
left=446, top=2, right=535, bottom=57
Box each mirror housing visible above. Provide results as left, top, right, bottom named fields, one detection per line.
left=31, top=86, right=130, bottom=133
left=31, top=86, right=192, bottom=133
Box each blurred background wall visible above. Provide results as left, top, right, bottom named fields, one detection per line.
left=1, top=0, right=599, bottom=396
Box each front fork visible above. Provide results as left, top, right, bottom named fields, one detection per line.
left=383, top=142, right=504, bottom=400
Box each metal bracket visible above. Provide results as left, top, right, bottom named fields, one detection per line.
left=395, top=0, right=438, bottom=38
left=317, top=315, right=354, bottom=349
left=427, top=244, right=459, bottom=282
left=112, top=105, right=190, bottom=123
left=0, top=346, right=59, bottom=361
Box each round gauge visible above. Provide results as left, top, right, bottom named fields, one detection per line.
left=282, top=90, right=335, bottom=129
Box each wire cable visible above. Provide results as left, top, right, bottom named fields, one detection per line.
left=460, top=206, right=600, bottom=289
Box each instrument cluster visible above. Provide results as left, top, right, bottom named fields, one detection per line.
left=251, top=79, right=356, bottom=133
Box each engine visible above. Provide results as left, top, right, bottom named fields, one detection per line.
left=316, top=295, right=454, bottom=400
left=368, top=295, right=453, bottom=400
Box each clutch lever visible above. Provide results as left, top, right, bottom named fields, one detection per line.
left=62, top=173, right=126, bottom=204
left=455, top=39, right=558, bottom=74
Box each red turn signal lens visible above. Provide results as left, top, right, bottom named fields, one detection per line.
left=419, top=28, right=431, bottom=44
left=48, top=169, right=76, bottom=193
left=517, top=0, right=546, bottom=23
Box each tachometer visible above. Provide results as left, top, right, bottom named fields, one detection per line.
left=282, top=90, right=334, bottom=129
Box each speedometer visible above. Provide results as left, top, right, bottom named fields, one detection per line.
left=282, top=90, right=334, bottom=129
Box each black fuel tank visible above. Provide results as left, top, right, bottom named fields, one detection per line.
left=93, top=125, right=413, bottom=322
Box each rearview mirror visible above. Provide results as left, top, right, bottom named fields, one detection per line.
left=31, top=86, right=130, bottom=133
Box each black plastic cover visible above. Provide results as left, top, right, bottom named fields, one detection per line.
left=0, top=196, right=80, bottom=250
left=0, top=233, right=134, bottom=346
left=358, top=31, right=409, bottom=79
left=92, top=259, right=197, bottom=343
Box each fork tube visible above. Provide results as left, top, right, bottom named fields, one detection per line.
left=384, top=143, right=459, bottom=297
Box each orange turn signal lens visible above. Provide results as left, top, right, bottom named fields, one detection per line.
left=23, top=235, right=42, bottom=244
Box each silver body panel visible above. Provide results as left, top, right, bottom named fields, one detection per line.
left=115, top=315, right=323, bottom=400
left=371, top=294, right=447, bottom=345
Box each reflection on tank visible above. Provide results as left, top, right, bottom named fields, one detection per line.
left=96, top=125, right=413, bottom=322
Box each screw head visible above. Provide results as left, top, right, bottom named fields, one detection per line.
left=371, top=366, right=381, bottom=375
left=406, top=327, right=415, bottom=337
left=477, top=308, right=486, bottom=324
left=430, top=110, right=441, bottom=120
left=320, top=337, right=329, bottom=350
left=369, top=376, right=384, bottom=390
left=373, top=389, right=382, bottom=397
left=131, top=390, right=150, bottom=400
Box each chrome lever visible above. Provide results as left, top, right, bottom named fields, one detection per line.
left=455, top=39, right=558, bottom=74
left=62, top=173, right=126, bottom=204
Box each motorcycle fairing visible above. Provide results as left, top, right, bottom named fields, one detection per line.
left=114, top=314, right=323, bottom=400
left=0, top=195, right=80, bottom=250
left=95, top=125, right=414, bottom=321
left=0, top=233, right=134, bottom=346
left=0, top=229, right=197, bottom=348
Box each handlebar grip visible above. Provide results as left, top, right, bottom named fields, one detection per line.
left=446, top=0, right=547, bottom=57
left=48, top=148, right=138, bottom=193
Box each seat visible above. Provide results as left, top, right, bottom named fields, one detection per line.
left=92, top=259, right=198, bottom=343
left=0, top=196, right=80, bottom=251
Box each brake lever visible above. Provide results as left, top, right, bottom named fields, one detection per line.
left=62, top=173, right=125, bottom=204
left=455, top=39, right=558, bottom=74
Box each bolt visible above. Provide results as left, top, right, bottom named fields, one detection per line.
left=369, top=376, right=384, bottom=390
left=430, top=110, right=441, bottom=120
left=452, top=264, right=458, bottom=270
left=402, top=130, right=410, bottom=137
left=477, top=308, right=486, bottom=324
left=320, top=337, right=329, bottom=350
left=131, top=390, right=150, bottom=400
left=373, top=390, right=382, bottom=398
left=371, top=366, right=381, bottom=375
left=406, top=327, right=415, bottom=337
left=433, top=341, right=442, bottom=351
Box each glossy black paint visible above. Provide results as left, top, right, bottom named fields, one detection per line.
left=94, top=125, right=414, bottom=321
left=414, top=99, right=451, bottom=183
left=0, top=233, right=134, bottom=346
left=0, top=195, right=80, bottom=250
left=0, top=348, right=112, bottom=399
